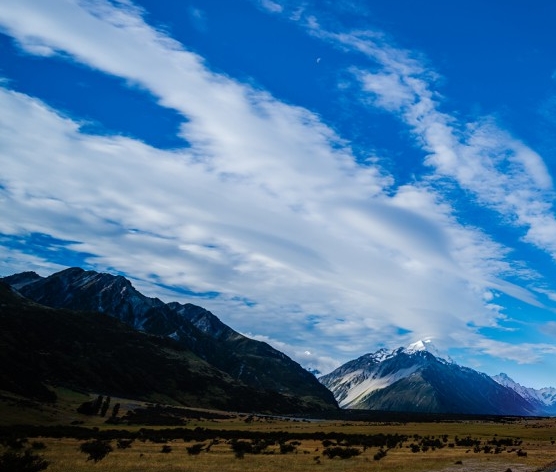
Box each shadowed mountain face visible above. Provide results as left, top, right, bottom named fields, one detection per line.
left=320, top=346, right=539, bottom=416
left=0, top=282, right=330, bottom=413
left=2, top=268, right=337, bottom=412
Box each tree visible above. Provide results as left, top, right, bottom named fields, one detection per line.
left=100, top=397, right=111, bottom=417
left=92, top=395, right=103, bottom=415
left=77, top=395, right=107, bottom=416
left=111, top=403, right=121, bottom=418
left=76, top=401, right=95, bottom=415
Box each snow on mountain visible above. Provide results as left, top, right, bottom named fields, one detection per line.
left=404, top=339, right=433, bottom=354
left=493, top=373, right=556, bottom=413
left=320, top=341, right=440, bottom=408
left=338, top=365, right=421, bottom=408
left=403, top=339, right=453, bottom=363
left=320, top=341, right=540, bottom=415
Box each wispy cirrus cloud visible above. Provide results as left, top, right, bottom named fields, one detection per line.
left=303, top=20, right=556, bottom=261
left=248, top=2, right=556, bottom=365
left=258, top=0, right=284, bottom=14
left=472, top=338, right=556, bottom=364
left=540, top=321, right=556, bottom=338
left=188, top=6, right=208, bottom=33
left=0, top=0, right=553, bottom=375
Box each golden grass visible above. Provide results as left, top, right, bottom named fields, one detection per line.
left=9, top=418, right=556, bottom=472
left=15, top=437, right=541, bottom=472
left=3, top=389, right=556, bottom=471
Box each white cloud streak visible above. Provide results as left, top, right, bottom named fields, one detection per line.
left=308, top=24, right=556, bottom=260
left=0, top=0, right=553, bottom=373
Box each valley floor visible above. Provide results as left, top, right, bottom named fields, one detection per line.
left=2, top=389, right=556, bottom=472
left=4, top=434, right=555, bottom=472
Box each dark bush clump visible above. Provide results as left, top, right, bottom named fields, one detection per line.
left=186, top=443, right=205, bottom=455
left=0, top=449, right=49, bottom=472
left=116, top=439, right=133, bottom=449
left=279, top=442, right=297, bottom=454
left=230, top=440, right=252, bottom=459
left=373, top=448, right=387, bottom=461
left=1, top=437, right=28, bottom=450
left=410, top=443, right=420, bottom=453
left=79, top=439, right=113, bottom=462
left=322, top=446, right=361, bottom=459
left=30, top=442, right=46, bottom=451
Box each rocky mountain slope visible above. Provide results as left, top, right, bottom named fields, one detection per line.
left=493, top=373, right=556, bottom=415
left=319, top=341, right=539, bottom=415
left=0, top=282, right=322, bottom=413
left=1, top=268, right=337, bottom=412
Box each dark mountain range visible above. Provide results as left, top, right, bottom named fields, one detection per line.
left=319, top=341, right=539, bottom=416
left=0, top=281, right=328, bottom=413
left=1, top=268, right=337, bottom=412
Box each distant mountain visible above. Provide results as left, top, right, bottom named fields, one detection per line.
left=493, top=373, right=556, bottom=415
left=0, top=281, right=322, bottom=413
left=319, top=341, right=539, bottom=415
left=1, top=268, right=337, bottom=412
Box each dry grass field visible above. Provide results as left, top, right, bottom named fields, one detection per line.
left=2, top=389, right=556, bottom=472
left=27, top=437, right=555, bottom=472
left=7, top=429, right=556, bottom=472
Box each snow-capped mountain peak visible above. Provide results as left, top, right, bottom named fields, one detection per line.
left=319, top=344, right=541, bottom=415
left=404, top=339, right=431, bottom=352
left=402, top=339, right=453, bottom=363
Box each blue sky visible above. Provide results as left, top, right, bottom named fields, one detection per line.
left=1, top=0, right=556, bottom=388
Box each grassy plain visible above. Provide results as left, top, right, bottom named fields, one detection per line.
left=2, top=388, right=556, bottom=472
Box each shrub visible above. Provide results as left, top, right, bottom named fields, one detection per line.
left=0, top=449, right=49, bottom=472
left=116, top=439, right=133, bottom=449
left=410, top=443, right=420, bottom=453
left=230, top=440, right=252, bottom=459
left=455, top=436, right=480, bottom=447
left=373, top=448, right=387, bottom=461
left=79, top=439, right=113, bottom=462
left=76, top=401, right=96, bottom=416
left=186, top=443, right=205, bottom=455
left=229, top=439, right=275, bottom=458
left=251, top=439, right=273, bottom=454
left=322, top=446, right=361, bottom=459
left=279, top=442, right=297, bottom=454
left=1, top=437, right=28, bottom=450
